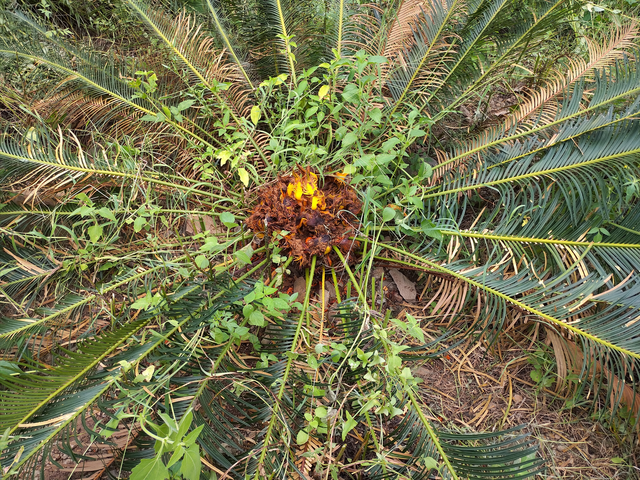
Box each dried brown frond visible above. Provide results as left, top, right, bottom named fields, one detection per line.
left=142, top=9, right=254, bottom=118
left=342, top=4, right=387, bottom=57
left=422, top=276, right=472, bottom=322
left=384, top=0, right=431, bottom=58
left=293, top=436, right=323, bottom=479
left=378, top=0, right=465, bottom=115
left=505, top=23, right=639, bottom=130
left=547, top=329, right=640, bottom=421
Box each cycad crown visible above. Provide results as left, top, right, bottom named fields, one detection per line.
left=1, top=0, right=639, bottom=479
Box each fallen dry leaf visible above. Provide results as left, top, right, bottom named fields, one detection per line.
left=389, top=269, right=416, bottom=302
left=293, top=277, right=307, bottom=304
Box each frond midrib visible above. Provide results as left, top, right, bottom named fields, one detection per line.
left=423, top=146, right=640, bottom=200
left=204, top=0, right=255, bottom=89
left=437, top=72, right=640, bottom=171
left=440, top=230, right=640, bottom=249
left=388, top=0, right=463, bottom=118
left=375, top=241, right=640, bottom=360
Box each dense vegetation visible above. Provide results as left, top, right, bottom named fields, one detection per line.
left=1, top=0, right=640, bottom=478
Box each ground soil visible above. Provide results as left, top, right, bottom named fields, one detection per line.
left=411, top=346, right=639, bottom=479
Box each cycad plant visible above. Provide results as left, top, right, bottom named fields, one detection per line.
left=1, top=0, right=639, bottom=478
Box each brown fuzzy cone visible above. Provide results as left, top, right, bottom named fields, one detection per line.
left=246, top=167, right=362, bottom=265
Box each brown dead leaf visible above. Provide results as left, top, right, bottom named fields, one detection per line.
left=293, top=277, right=307, bottom=304
left=389, top=269, right=416, bottom=302
left=246, top=167, right=361, bottom=265
left=184, top=215, right=217, bottom=235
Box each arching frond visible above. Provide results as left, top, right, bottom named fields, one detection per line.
left=386, top=0, right=464, bottom=114
left=0, top=12, right=155, bottom=114
left=203, top=0, right=255, bottom=88
left=0, top=318, right=150, bottom=434
left=438, top=51, right=640, bottom=173
left=426, top=0, right=574, bottom=118
left=1, top=276, right=249, bottom=476
left=125, top=0, right=253, bottom=114
left=425, top=121, right=640, bottom=220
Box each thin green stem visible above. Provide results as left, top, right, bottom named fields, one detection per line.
left=253, top=256, right=316, bottom=477
left=606, top=222, right=640, bottom=237
left=406, top=388, right=459, bottom=480
left=332, top=247, right=364, bottom=300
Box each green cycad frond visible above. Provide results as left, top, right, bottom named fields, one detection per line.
left=0, top=11, right=224, bottom=158
left=438, top=52, right=640, bottom=174
left=426, top=0, right=574, bottom=119
left=378, top=235, right=640, bottom=422
left=2, top=276, right=249, bottom=476
left=122, top=0, right=272, bottom=166
left=110, top=278, right=262, bottom=475
left=437, top=427, right=544, bottom=479
left=125, top=0, right=253, bottom=115
left=0, top=317, right=149, bottom=434
left=259, top=0, right=327, bottom=77
left=0, top=293, right=87, bottom=342
left=0, top=252, right=193, bottom=342
left=442, top=196, right=640, bottom=280
left=384, top=0, right=512, bottom=114
left=408, top=0, right=514, bottom=111
left=381, top=234, right=640, bottom=349
left=0, top=202, right=83, bottom=230
left=1, top=382, right=113, bottom=478
left=206, top=0, right=323, bottom=80
left=427, top=123, right=640, bottom=222
left=368, top=405, right=544, bottom=479
left=155, top=295, right=544, bottom=479
left=322, top=0, right=350, bottom=59
left=203, top=0, right=341, bottom=91
left=0, top=317, right=152, bottom=474
left=0, top=12, right=154, bottom=114
left=0, top=134, right=121, bottom=196
left=379, top=0, right=573, bottom=117
left=385, top=0, right=464, bottom=113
